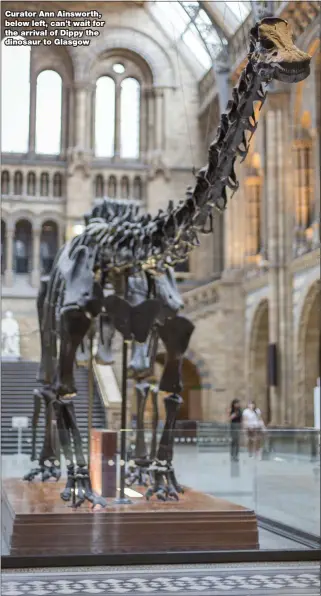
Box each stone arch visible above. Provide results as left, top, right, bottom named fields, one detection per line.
left=1, top=219, right=6, bottom=275
left=91, top=48, right=153, bottom=88
left=72, top=27, right=176, bottom=88
left=53, top=172, right=63, bottom=197
left=296, top=280, right=321, bottom=427
left=40, top=220, right=59, bottom=274
left=95, top=174, right=104, bottom=198
left=27, top=171, right=36, bottom=196
left=248, top=299, right=270, bottom=422
left=37, top=211, right=62, bottom=229
left=1, top=170, right=10, bottom=195
left=11, top=210, right=35, bottom=228
left=14, top=219, right=33, bottom=274
left=13, top=171, right=23, bottom=196
left=108, top=175, right=117, bottom=198
left=120, top=176, right=129, bottom=199
left=40, top=172, right=50, bottom=197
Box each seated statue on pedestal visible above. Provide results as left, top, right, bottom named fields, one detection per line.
left=1, top=311, right=21, bottom=360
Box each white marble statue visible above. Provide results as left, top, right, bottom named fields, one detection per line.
left=1, top=311, right=20, bottom=359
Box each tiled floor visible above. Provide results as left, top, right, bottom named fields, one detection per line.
left=2, top=563, right=320, bottom=595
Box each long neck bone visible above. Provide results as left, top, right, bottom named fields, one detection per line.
left=76, top=58, right=268, bottom=271
left=163, top=62, right=267, bottom=245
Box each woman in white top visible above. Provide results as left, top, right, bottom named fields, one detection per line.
left=242, top=401, right=265, bottom=456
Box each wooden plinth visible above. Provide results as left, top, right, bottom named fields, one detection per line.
left=2, top=479, right=259, bottom=556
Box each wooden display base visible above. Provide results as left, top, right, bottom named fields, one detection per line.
left=2, top=479, right=259, bottom=555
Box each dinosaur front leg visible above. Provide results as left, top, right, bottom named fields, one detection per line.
left=55, top=309, right=91, bottom=396
left=36, top=277, right=57, bottom=385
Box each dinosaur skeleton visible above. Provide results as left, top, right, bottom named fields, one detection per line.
left=24, top=18, right=310, bottom=506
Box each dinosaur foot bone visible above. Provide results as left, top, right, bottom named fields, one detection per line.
left=61, top=465, right=107, bottom=509
left=23, top=462, right=61, bottom=483
left=125, top=458, right=151, bottom=488
left=145, top=460, right=184, bottom=501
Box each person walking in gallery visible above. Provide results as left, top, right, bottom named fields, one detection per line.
left=242, top=400, right=265, bottom=457
left=229, top=399, right=243, bottom=462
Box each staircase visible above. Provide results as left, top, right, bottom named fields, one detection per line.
left=1, top=361, right=106, bottom=456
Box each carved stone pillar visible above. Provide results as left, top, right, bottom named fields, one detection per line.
left=146, top=88, right=155, bottom=154
left=140, top=87, right=148, bottom=162
left=155, top=88, right=164, bottom=153
left=312, top=132, right=320, bottom=246
left=74, top=82, right=89, bottom=150
left=29, top=70, right=37, bottom=154
left=114, top=84, right=121, bottom=159
left=266, top=109, right=280, bottom=425
left=4, top=226, right=14, bottom=287
left=276, top=102, right=294, bottom=425
left=267, top=99, right=294, bottom=426
left=31, top=227, right=41, bottom=288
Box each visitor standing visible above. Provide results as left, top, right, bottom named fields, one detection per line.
left=229, top=399, right=243, bottom=461
left=242, top=400, right=265, bottom=457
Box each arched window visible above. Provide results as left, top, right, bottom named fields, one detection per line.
left=108, top=175, right=117, bottom=198
left=35, top=70, right=62, bottom=155
left=1, top=171, right=10, bottom=195
left=95, top=76, right=115, bottom=158
left=120, top=78, right=140, bottom=159
left=40, top=172, right=49, bottom=197
left=120, top=176, right=129, bottom=199
left=1, top=220, right=6, bottom=275
left=95, top=174, right=104, bottom=198
left=133, top=176, right=143, bottom=200
left=53, top=173, right=62, bottom=198
left=14, top=171, right=23, bottom=195
left=27, top=172, right=36, bottom=196
left=40, top=220, right=58, bottom=274
left=1, top=38, right=30, bottom=152
left=14, top=219, right=32, bottom=274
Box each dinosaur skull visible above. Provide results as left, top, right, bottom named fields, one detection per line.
left=250, top=17, right=311, bottom=83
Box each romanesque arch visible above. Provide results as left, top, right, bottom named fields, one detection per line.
left=248, top=299, right=270, bottom=422
left=296, top=280, right=321, bottom=427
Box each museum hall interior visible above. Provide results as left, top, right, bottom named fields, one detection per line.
left=1, top=1, right=320, bottom=594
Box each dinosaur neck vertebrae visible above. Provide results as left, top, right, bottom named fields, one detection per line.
left=65, top=17, right=310, bottom=275
left=72, top=66, right=268, bottom=273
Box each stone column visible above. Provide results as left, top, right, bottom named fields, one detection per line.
left=140, top=87, right=148, bottom=162
left=145, top=88, right=156, bottom=155
left=312, top=131, right=320, bottom=246
left=74, top=82, right=89, bottom=150
left=155, top=88, right=164, bottom=153
left=266, top=109, right=280, bottom=425
left=114, top=83, right=121, bottom=159
left=31, top=226, right=41, bottom=288
left=60, top=85, right=69, bottom=158
left=276, top=102, right=295, bottom=426
left=4, top=226, right=14, bottom=287
left=28, top=70, right=37, bottom=154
